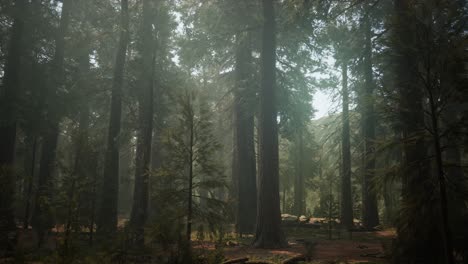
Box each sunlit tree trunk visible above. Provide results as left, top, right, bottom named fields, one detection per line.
left=129, top=0, right=155, bottom=246
left=361, top=13, right=379, bottom=229
left=0, top=0, right=27, bottom=251
left=253, top=0, right=287, bottom=248
left=340, top=61, right=353, bottom=230
left=97, top=0, right=129, bottom=237
left=32, top=0, right=72, bottom=247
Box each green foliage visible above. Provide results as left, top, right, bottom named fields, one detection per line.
left=147, top=86, right=228, bottom=254
left=313, top=194, right=339, bottom=219
left=1, top=0, right=467, bottom=262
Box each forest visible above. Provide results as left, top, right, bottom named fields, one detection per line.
left=0, top=0, right=467, bottom=263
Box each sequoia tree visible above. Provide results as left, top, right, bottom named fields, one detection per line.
left=0, top=0, right=26, bottom=251
left=392, top=0, right=447, bottom=263
left=340, top=61, right=353, bottom=230
left=361, top=10, right=379, bottom=229
left=129, top=0, right=155, bottom=246
left=233, top=31, right=257, bottom=235
left=97, top=0, right=129, bottom=237
left=32, top=0, right=72, bottom=246
left=253, top=0, right=287, bottom=248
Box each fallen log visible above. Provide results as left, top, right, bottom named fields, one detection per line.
left=360, top=252, right=387, bottom=258
left=223, top=257, right=249, bottom=264
left=282, top=255, right=306, bottom=264
left=281, top=222, right=321, bottom=229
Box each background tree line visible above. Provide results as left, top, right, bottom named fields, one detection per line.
left=0, top=0, right=466, bottom=263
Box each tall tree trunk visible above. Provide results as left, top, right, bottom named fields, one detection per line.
left=129, top=0, right=155, bottom=246
left=383, top=135, right=401, bottom=225
left=253, top=0, right=287, bottom=248
left=392, top=1, right=443, bottom=263
left=32, top=0, right=72, bottom=247
left=427, top=89, right=455, bottom=264
left=97, top=0, right=129, bottom=237
left=293, top=129, right=304, bottom=216
left=149, top=79, right=163, bottom=220
left=340, top=61, right=353, bottom=230
left=361, top=13, right=379, bottom=229
left=64, top=44, right=91, bottom=251
left=0, top=0, right=26, bottom=252
left=233, top=32, right=257, bottom=235
left=186, top=108, right=194, bottom=243
left=439, top=30, right=466, bottom=232
left=23, top=136, right=37, bottom=229
left=198, top=73, right=209, bottom=209
left=443, top=112, right=466, bottom=226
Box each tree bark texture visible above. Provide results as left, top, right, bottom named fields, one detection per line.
left=253, top=0, right=287, bottom=248
left=0, top=0, right=27, bottom=251
left=340, top=61, right=353, bottom=230
left=129, top=0, right=155, bottom=246
left=361, top=13, right=379, bottom=229
left=392, top=1, right=445, bottom=263
left=293, top=129, right=305, bottom=216
left=32, top=0, right=72, bottom=246
left=186, top=108, right=194, bottom=242
left=428, top=89, right=455, bottom=264
left=233, top=32, right=257, bottom=235
left=97, top=0, right=129, bottom=237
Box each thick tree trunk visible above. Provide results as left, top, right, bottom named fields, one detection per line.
left=361, top=14, right=379, bottom=229
left=233, top=32, right=257, bottom=235
left=64, top=45, right=91, bottom=251
left=340, top=61, right=353, bottom=230
left=439, top=42, right=466, bottom=232
left=392, top=1, right=444, bottom=263
left=383, top=137, right=400, bottom=225
left=97, top=0, right=129, bottom=237
left=23, top=136, right=37, bottom=230
left=32, top=0, right=72, bottom=247
left=0, top=0, right=26, bottom=252
left=443, top=115, right=466, bottom=226
left=253, top=0, right=287, bottom=248
left=427, top=90, right=455, bottom=264
left=129, top=0, right=155, bottom=246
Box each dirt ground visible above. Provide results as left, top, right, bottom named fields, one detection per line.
left=217, top=229, right=396, bottom=263
left=10, top=225, right=395, bottom=263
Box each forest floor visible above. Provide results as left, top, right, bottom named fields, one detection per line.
left=5, top=226, right=395, bottom=263
left=199, top=227, right=396, bottom=264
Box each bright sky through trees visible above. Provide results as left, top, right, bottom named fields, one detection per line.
left=312, top=90, right=333, bottom=119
